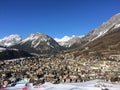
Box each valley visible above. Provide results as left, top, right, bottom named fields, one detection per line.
left=0, top=13, right=120, bottom=89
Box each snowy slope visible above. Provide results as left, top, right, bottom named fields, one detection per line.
left=21, top=32, right=51, bottom=48
left=40, top=80, right=120, bottom=90
left=84, top=13, right=120, bottom=42
left=0, top=34, right=22, bottom=47
left=54, top=35, right=84, bottom=47
left=5, top=79, right=120, bottom=90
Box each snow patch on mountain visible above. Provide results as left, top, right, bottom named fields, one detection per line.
left=0, top=34, right=22, bottom=47
left=21, top=33, right=48, bottom=47
left=54, top=36, right=74, bottom=42
left=54, top=35, right=84, bottom=47
left=86, top=13, right=120, bottom=42
left=114, top=24, right=120, bottom=29
left=22, top=33, right=40, bottom=44
left=20, top=32, right=61, bottom=50
left=4, top=79, right=120, bottom=90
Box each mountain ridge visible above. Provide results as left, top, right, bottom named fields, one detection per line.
left=0, top=13, right=120, bottom=58
left=0, top=34, right=22, bottom=47
left=12, top=32, right=63, bottom=54
left=54, top=35, right=84, bottom=47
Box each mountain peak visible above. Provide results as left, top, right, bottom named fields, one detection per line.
left=54, top=35, right=84, bottom=47
left=0, top=34, right=22, bottom=47
left=83, top=13, right=120, bottom=42
left=22, top=33, right=50, bottom=44
left=13, top=32, right=63, bottom=54
left=32, top=32, right=42, bottom=37
left=113, top=13, right=120, bottom=17
left=34, top=32, right=41, bottom=35
left=0, top=34, right=21, bottom=39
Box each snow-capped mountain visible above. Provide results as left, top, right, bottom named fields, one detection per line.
left=85, top=25, right=120, bottom=53
left=21, top=32, right=61, bottom=48
left=0, top=34, right=22, bottom=47
left=13, top=32, right=63, bottom=54
left=83, top=13, right=120, bottom=42
left=54, top=35, right=84, bottom=47
left=0, top=13, right=120, bottom=55
left=21, top=32, right=55, bottom=48
left=54, top=14, right=120, bottom=48
left=69, top=13, right=120, bottom=57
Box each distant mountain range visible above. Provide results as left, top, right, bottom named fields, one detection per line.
left=0, top=13, right=120, bottom=60
left=0, top=34, right=22, bottom=47
left=68, top=13, right=120, bottom=57
left=0, top=34, right=84, bottom=48
left=54, top=35, right=84, bottom=48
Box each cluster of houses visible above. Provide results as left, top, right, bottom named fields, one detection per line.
left=0, top=53, right=120, bottom=87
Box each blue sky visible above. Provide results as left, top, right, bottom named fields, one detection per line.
left=0, top=0, right=120, bottom=39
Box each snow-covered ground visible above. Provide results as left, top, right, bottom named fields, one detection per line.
left=4, top=79, right=120, bottom=90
